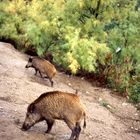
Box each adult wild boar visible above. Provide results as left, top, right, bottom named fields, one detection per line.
left=25, top=56, right=56, bottom=87
left=22, top=91, right=86, bottom=140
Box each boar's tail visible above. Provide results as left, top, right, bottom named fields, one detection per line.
left=83, top=112, right=86, bottom=128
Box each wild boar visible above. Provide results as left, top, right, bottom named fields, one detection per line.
left=22, top=91, right=86, bottom=140
left=25, top=56, right=56, bottom=87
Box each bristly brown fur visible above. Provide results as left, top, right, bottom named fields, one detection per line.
left=25, top=56, right=57, bottom=86
left=23, top=91, right=86, bottom=140
left=32, top=91, right=77, bottom=104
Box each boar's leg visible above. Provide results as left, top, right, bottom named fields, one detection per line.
left=44, top=76, right=49, bottom=79
left=34, top=69, right=43, bottom=78
left=74, top=122, right=81, bottom=140
left=34, top=68, right=38, bottom=75
left=50, top=80, right=53, bottom=87
left=48, top=78, right=53, bottom=87
left=38, top=70, right=43, bottom=78
left=65, top=119, right=76, bottom=140
left=45, top=119, right=55, bottom=133
left=42, top=75, right=53, bottom=87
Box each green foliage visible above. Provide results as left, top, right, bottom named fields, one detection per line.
left=50, top=26, right=109, bottom=73
left=129, top=81, right=140, bottom=104
left=103, top=0, right=140, bottom=102
left=0, top=0, right=139, bottom=102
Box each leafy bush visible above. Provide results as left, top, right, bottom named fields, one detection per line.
left=129, top=81, right=140, bottom=104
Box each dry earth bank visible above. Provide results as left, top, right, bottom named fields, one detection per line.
left=0, top=42, right=140, bottom=140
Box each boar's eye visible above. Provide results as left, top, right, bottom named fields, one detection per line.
left=27, top=103, right=36, bottom=113
left=28, top=103, right=36, bottom=113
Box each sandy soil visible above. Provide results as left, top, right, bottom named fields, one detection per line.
left=0, top=42, right=140, bottom=140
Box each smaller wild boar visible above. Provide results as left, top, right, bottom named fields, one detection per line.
left=22, top=91, right=86, bottom=140
left=25, top=56, right=56, bottom=87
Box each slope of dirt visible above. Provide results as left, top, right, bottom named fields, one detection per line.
left=0, top=42, right=140, bottom=140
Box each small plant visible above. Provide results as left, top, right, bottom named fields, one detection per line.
left=129, top=82, right=140, bottom=104
left=99, top=99, right=116, bottom=113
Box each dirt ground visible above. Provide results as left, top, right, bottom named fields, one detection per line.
left=0, top=42, right=140, bottom=140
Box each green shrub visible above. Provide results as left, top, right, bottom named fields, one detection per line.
left=129, top=82, right=140, bottom=104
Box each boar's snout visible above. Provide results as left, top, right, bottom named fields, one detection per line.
left=25, top=65, right=28, bottom=68
left=21, top=123, right=31, bottom=131
left=25, top=63, right=31, bottom=68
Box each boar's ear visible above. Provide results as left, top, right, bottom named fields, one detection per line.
left=29, top=56, right=33, bottom=62
left=28, top=103, right=36, bottom=113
